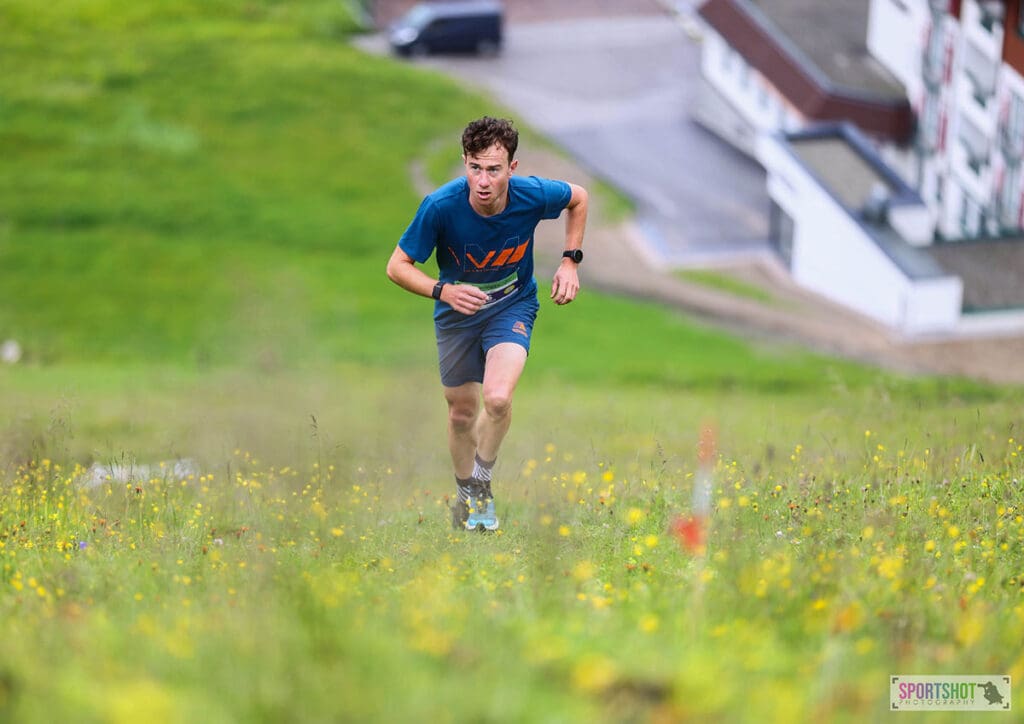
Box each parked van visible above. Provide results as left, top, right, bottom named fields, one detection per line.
left=389, top=1, right=503, bottom=57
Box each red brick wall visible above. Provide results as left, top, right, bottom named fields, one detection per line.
left=1004, top=0, right=1024, bottom=77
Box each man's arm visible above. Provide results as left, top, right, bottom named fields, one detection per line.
left=551, top=183, right=588, bottom=305
left=386, top=246, right=487, bottom=316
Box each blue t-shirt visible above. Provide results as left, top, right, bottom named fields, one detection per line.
left=399, top=175, right=572, bottom=329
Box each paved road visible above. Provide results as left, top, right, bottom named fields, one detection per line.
left=361, top=13, right=771, bottom=266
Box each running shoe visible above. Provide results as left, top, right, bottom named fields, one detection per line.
left=465, top=480, right=499, bottom=531
left=451, top=498, right=469, bottom=529
left=451, top=478, right=476, bottom=530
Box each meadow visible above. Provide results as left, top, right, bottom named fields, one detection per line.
left=1, top=1, right=1022, bottom=722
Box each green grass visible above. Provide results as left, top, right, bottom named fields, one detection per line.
left=1, top=1, right=1023, bottom=722
left=0, top=0, right=478, bottom=366
left=2, top=367, right=1023, bottom=722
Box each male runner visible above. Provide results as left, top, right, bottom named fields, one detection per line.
left=386, top=116, right=588, bottom=530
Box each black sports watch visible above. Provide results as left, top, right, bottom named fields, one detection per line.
left=432, top=281, right=446, bottom=300
left=562, top=249, right=583, bottom=264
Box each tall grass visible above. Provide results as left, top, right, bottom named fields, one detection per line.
left=2, top=375, right=1022, bottom=721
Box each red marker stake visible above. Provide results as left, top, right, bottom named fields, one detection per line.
left=672, top=422, right=716, bottom=556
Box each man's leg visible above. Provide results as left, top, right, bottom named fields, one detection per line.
left=444, top=381, right=481, bottom=529
left=456, top=342, right=526, bottom=530
left=443, top=381, right=480, bottom=480
left=476, top=342, right=528, bottom=464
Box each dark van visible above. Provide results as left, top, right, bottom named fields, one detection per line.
left=389, top=1, right=503, bottom=57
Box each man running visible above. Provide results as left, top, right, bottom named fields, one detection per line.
left=386, top=116, right=588, bottom=530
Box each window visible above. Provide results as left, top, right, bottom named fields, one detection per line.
left=960, top=194, right=981, bottom=237
left=999, top=164, right=1023, bottom=229
left=925, top=23, right=944, bottom=73
left=769, top=201, right=795, bottom=267
left=922, top=21, right=946, bottom=86
left=919, top=91, right=942, bottom=152
left=1007, top=92, right=1024, bottom=152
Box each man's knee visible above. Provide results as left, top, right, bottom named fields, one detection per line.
left=445, top=392, right=478, bottom=433
left=482, top=388, right=513, bottom=420
left=449, top=406, right=477, bottom=433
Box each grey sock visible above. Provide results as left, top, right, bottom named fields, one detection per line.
left=472, top=453, right=495, bottom=483
left=456, top=476, right=475, bottom=503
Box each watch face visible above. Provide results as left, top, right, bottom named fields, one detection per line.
left=565, top=249, right=583, bottom=263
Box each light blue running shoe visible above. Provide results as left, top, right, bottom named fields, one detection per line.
left=465, top=481, right=499, bottom=532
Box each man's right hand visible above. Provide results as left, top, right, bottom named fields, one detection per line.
left=441, top=283, right=489, bottom=315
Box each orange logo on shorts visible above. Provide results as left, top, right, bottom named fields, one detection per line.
left=512, top=321, right=528, bottom=337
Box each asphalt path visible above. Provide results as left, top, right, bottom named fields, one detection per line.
left=359, top=14, right=771, bottom=266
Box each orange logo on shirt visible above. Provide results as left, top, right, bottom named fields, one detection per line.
left=463, top=238, right=530, bottom=270
left=512, top=321, right=528, bottom=337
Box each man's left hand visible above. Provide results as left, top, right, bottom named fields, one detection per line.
left=551, top=261, right=579, bottom=305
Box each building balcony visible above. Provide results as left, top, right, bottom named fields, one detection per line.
left=978, top=0, right=1005, bottom=33
left=951, top=131, right=995, bottom=204
left=963, top=66, right=997, bottom=108
left=963, top=0, right=1004, bottom=63
left=961, top=33, right=1000, bottom=98
left=953, top=108, right=996, bottom=200
left=957, top=68, right=1000, bottom=139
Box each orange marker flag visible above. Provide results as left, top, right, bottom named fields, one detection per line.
left=671, top=421, right=717, bottom=555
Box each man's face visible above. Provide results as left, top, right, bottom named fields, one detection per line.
left=463, top=143, right=517, bottom=215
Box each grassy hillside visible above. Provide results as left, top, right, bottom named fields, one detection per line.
left=2, top=0, right=467, bottom=366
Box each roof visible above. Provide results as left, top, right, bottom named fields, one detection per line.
left=925, top=239, right=1024, bottom=311
left=746, top=0, right=906, bottom=97
left=699, top=0, right=913, bottom=143
left=783, top=124, right=948, bottom=280
left=785, top=123, right=920, bottom=205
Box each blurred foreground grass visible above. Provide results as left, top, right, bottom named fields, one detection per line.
left=4, top=358, right=1024, bottom=722
left=3, top=371, right=1023, bottom=722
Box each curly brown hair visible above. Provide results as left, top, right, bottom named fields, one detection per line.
left=461, top=116, right=518, bottom=162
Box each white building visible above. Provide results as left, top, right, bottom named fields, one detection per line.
left=695, top=0, right=1024, bottom=336
left=759, top=124, right=963, bottom=335
left=867, top=0, right=1024, bottom=241
left=696, top=0, right=913, bottom=158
